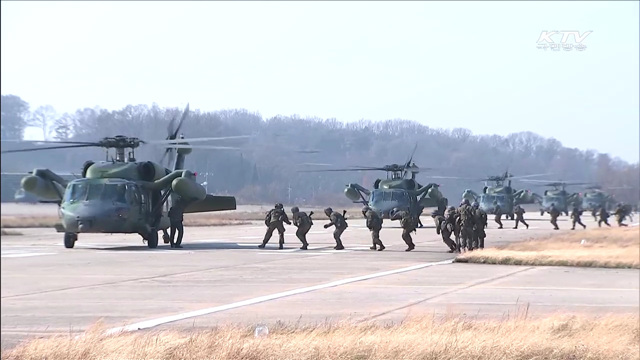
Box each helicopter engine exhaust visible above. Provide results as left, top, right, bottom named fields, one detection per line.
left=172, top=171, right=206, bottom=202
left=20, top=174, right=65, bottom=201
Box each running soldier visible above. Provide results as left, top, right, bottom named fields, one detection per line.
left=613, top=204, right=628, bottom=227
left=291, top=206, right=313, bottom=250
left=323, top=207, right=347, bottom=250
left=570, top=205, right=586, bottom=230
left=513, top=205, right=529, bottom=229
left=363, top=206, right=385, bottom=251
left=549, top=203, right=560, bottom=230
left=598, top=206, right=611, bottom=227
left=390, top=208, right=417, bottom=251
left=493, top=201, right=503, bottom=229
left=259, top=203, right=291, bottom=249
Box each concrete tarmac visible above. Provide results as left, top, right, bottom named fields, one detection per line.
left=1, top=210, right=639, bottom=350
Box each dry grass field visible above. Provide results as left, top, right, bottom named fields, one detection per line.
left=457, top=226, right=640, bottom=268
left=2, top=314, right=638, bottom=360
left=0, top=206, right=365, bottom=228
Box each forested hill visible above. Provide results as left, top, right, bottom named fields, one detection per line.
left=1, top=95, right=638, bottom=206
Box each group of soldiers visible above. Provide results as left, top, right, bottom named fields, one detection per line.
left=546, top=202, right=632, bottom=230
left=430, top=199, right=494, bottom=253
left=258, top=203, right=425, bottom=252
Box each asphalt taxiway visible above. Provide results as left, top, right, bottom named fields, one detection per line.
left=1, top=208, right=638, bottom=350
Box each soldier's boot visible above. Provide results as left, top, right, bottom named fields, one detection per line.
left=513, top=220, right=519, bottom=229
left=300, top=242, right=308, bottom=250
left=278, top=234, right=285, bottom=250
left=377, top=243, right=385, bottom=251
left=334, top=239, right=345, bottom=250
left=370, top=239, right=377, bottom=250
left=479, top=237, right=485, bottom=249
left=258, top=242, right=266, bottom=248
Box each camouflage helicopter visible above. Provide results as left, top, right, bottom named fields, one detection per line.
left=521, top=180, right=589, bottom=216
left=581, top=185, right=618, bottom=213
left=300, top=145, right=458, bottom=220
left=0, top=104, right=246, bottom=249
left=464, top=171, right=549, bottom=220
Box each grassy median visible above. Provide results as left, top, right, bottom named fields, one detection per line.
left=2, top=314, right=638, bottom=360
left=456, top=226, right=639, bottom=268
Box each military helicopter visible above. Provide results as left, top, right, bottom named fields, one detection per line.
left=521, top=180, right=589, bottom=216
left=299, top=145, right=458, bottom=219
left=581, top=185, right=613, bottom=212
left=0, top=104, right=247, bottom=249
left=467, top=171, right=550, bottom=220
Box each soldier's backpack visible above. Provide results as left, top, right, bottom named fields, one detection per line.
left=333, top=212, right=348, bottom=229
left=264, top=210, right=272, bottom=226
left=459, top=206, right=474, bottom=225
left=271, top=208, right=285, bottom=223
left=400, top=213, right=418, bottom=230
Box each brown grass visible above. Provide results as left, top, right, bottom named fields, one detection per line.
left=457, top=226, right=640, bottom=268
left=2, top=314, right=638, bottom=360
left=0, top=207, right=366, bottom=228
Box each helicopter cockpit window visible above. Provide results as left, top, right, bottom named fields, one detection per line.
left=391, top=191, right=408, bottom=202
left=64, top=183, right=88, bottom=203
left=125, top=184, right=140, bottom=205
left=101, top=184, right=127, bottom=203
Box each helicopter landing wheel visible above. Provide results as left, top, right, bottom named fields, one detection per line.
left=147, top=230, right=159, bottom=249
left=64, top=232, right=77, bottom=249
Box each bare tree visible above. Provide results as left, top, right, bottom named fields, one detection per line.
left=28, top=105, right=57, bottom=140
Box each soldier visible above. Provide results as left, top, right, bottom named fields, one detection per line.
left=168, top=198, right=187, bottom=248
left=493, top=201, right=503, bottom=229
left=390, top=208, right=417, bottom=251
left=570, top=205, right=586, bottom=230
left=259, top=203, right=291, bottom=249
left=363, top=206, right=385, bottom=251
left=613, top=204, right=628, bottom=227
left=513, top=205, right=529, bottom=229
left=471, top=201, right=487, bottom=250
left=442, top=205, right=461, bottom=251
left=323, top=207, right=347, bottom=250
left=457, top=199, right=475, bottom=251
left=549, top=203, right=560, bottom=230
left=598, top=206, right=611, bottom=227
left=591, top=208, right=598, bottom=222
left=291, top=206, right=313, bottom=250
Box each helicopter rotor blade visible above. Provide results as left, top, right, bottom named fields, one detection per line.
left=1, top=140, right=101, bottom=145
left=1, top=144, right=101, bottom=154
left=163, top=145, right=242, bottom=150
left=172, top=103, right=190, bottom=140
left=510, top=173, right=555, bottom=179
left=147, top=135, right=253, bottom=145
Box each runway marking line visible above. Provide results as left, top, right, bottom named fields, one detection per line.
left=1, top=252, right=57, bottom=258
left=105, top=259, right=454, bottom=335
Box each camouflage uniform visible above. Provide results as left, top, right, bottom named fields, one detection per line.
left=513, top=205, right=529, bottom=229
left=323, top=207, right=347, bottom=250
left=549, top=203, right=560, bottom=230
left=363, top=206, right=385, bottom=251
left=457, top=200, right=475, bottom=251
left=259, top=203, right=291, bottom=249
left=613, top=204, right=628, bottom=227
left=472, top=202, right=487, bottom=250
left=168, top=199, right=187, bottom=248
left=432, top=208, right=456, bottom=252
left=570, top=206, right=586, bottom=230
left=493, top=202, right=503, bottom=229
left=598, top=207, right=610, bottom=227
left=291, top=207, right=313, bottom=250
left=390, top=208, right=417, bottom=251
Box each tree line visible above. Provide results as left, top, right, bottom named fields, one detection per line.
left=1, top=94, right=638, bottom=207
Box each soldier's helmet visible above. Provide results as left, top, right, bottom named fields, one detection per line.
left=472, top=201, right=479, bottom=209
left=462, top=199, right=470, bottom=206
left=291, top=206, right=299, bottom=214
left=448, top=206, right=456, bottom=212
left=324, top=207, right=333, bottom=216
left=275, top=203, right=283, bottom=209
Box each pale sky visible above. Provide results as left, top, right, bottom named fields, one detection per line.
left=2, top=1, right=638, bottom=163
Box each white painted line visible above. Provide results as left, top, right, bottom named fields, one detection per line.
left=105, top=259, right=454, bottom=335
left=631, top=223, right=639, bottom=227
left=1, top=252, right=57, bottom=258
left=237, top=236, right=262, bottom=239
